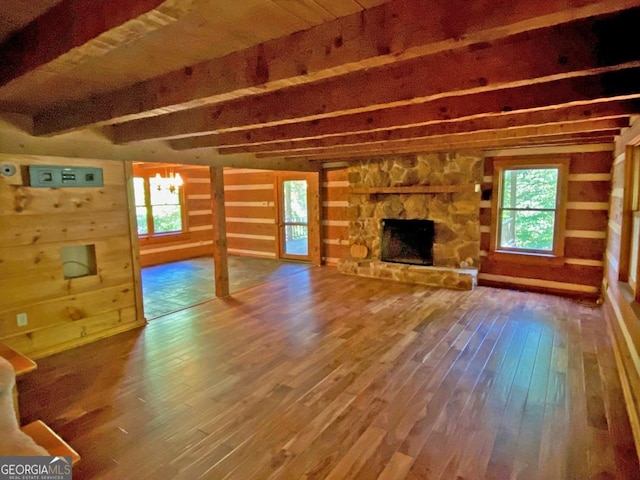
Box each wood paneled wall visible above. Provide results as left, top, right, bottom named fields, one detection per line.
left=135, top=164, right=216, bottom=267
left=604, top=127, right=640, bottom=458
left=0, top=155, right=144, bottom=358
left=479, top=146, right=613, bottom=299
left=223, top=168, right=278, bottom=259
left=139, top=166, right=339, bottom=265
left=322, top=167, right=349, bottom=265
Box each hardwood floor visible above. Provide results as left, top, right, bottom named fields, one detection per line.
left=141, top=256, right=312, bottom=319
left=17, top=267, right=640, bottom=479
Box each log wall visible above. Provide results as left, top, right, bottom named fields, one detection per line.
left=138, top=166, right=343, bottom=265
left=603, top=125, right=640, bottom=459
left=479, top=146, right=613, bottom=299
left=223, top=168, right=278, bottom=259
left=134, top=164, right=215, bottom=266
left=322, top=167, right=350, bottom=265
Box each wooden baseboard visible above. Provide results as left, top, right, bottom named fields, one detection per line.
left=604, top=285, right=640, bottom=461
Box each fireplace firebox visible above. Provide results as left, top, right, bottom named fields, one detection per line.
left=380, top=219, right=434, bottom=266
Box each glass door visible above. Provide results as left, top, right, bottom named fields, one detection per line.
left=279, top=178, right=309, bottom=260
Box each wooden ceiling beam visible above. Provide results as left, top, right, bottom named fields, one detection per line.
left=291, top=134, right=617, bottom=161
left=0, top=0, right=198, bottom=89
left=110, top=10, right=640, bottom=143
left=170, top=72, right=640, bottom=151
left=31, top=0, right=638, bottom=135
left=214, top=108, right=632, bottom=154
left=248, top=119, right=625, bottom=157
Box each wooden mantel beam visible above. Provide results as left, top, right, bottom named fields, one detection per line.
left=111, top=10, right=640, bottom=143
left=214, top=106, right=633, bottom=154
left=33, top=0, right=639, bottom=135
left=0, top=0, right=197, bottom=89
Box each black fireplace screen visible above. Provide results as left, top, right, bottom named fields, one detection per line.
left=380, top=219, right=434, bottom=266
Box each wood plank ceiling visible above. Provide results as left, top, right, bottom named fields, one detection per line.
left=1, top=0, right=640, bottom=165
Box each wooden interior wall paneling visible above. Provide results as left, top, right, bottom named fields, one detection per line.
left=0, top=210, right=130, bottom=247
left=188, top=198, right=217, bottom=211
left=0, top=184, right=128, bottom=215
left=603, top=136, right=640, bottom=459
left=323, top=224, right=350, bottom=240
left=480, top=259, right=603, bottom=287
left=477, top=278, right=597, bottom=299
left=136, top=165, right=215, bottom=266
left=139, top=244, right=213, bottom=268
left=227, top=237, right=277, bottom=253
left=224, top=188, right=275, bottom=202
left=225, top=205, right=276, bottom=219
left=0, top=285, right=136, bottom=338
left=564, top=238, right=608, bottom=260
left=604, top=281, right=640, bottom=460
left=322, top=206, right=348, bottom=221
left=570, top=151, right=616, bottom=173
left=0, top=236, right=132, bottom=276
left=187, top=214, right=213, bottom=228
left=6, top=307, right=141, bottom=360
left=0, top=157, right=142, bottom=357
left=480, top=151, right=612, bottom=297
left=568, top=181, right=611, bottom=202
left=0, top=256, right=134, bottom=313
left=223, top=170, right=275, bottom=185
left=566, top=210, right=609, bottom=231
left=321, top=168, right=349, bottom=265
left=226, top=222, right=276, bottom=236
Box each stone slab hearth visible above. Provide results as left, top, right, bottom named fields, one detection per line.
left=339, top=152, right=483, bottom=290
left=338, top=259, right=477, bottom=290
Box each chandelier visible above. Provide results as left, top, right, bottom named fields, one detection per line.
left=154, top=170, right=184, bottom=193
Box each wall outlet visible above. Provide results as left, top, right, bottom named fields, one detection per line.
left=16, top=313, right=28, bottom=327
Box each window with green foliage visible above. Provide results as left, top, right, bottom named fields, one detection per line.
left=134, top=174, right=185, bottom=237
left=493, top=158, right=568, bottom=257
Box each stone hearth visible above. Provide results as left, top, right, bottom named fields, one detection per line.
left=338, top=152, right=482, bottom=290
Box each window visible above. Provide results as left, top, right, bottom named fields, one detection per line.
left=620, top=145, right=640, bottom=301
left=133, top=173, right=185, bottom=237
left=492, top=158, right=568, bottom=258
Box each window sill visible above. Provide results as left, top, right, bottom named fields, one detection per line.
left=488, top=250, right=565, bottom=267
left=139, top=232, right=191, bottom=245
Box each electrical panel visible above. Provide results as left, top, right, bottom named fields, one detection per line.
left=28, top=165, right=104, bottom=188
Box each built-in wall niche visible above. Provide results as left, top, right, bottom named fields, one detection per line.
left=61, top=244, right=97, bottom=279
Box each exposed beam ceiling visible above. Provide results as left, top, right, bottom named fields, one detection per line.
left=1, top=0, right=639, bottom=165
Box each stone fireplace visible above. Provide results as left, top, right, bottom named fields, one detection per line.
left=338, top=152, right=482, bottom=290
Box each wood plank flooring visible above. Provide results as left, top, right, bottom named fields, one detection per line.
left=17, top=267, right=640, bottom=479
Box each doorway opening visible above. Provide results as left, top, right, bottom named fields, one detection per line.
left=275, top=172, right=319, bottom=263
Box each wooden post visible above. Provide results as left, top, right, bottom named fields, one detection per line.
left=123, top=162, right=146, bottom=323
left=210, top=166, right=230, bottom=297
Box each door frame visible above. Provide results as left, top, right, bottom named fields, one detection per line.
left=274, top=171, right=321, bottom=265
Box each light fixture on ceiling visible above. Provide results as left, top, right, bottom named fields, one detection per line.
left=154, top=169, right=184, bottom=193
